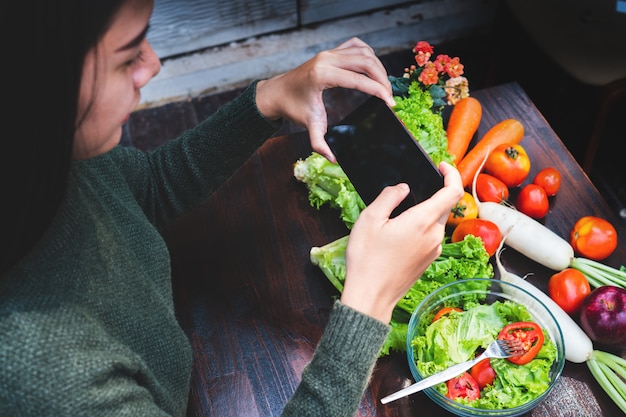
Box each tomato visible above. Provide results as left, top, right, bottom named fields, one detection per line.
left=548, top=268, right=591, bottom=315
left=484, top=143, right=531, bottom=187
left=445, top=372, right=480, bottom=401
left=447, top=192, right=478, bottom=227
left=451, top=218, right=502, bottom=257
left=470, top=358, right=496, bottom=389
left=497, top=321, right=544, bottom=365
left=533, top=167, right=562, bottom=196
left=433, top=307, right=462, bottom=322
left=515, top=184, right=549, bottom=219
left=476, top=173, right=509, bottom=203
left=570, top=216, right=618, bottom=260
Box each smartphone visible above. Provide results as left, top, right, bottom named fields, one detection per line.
left=325, top=96, right=443, bottom=217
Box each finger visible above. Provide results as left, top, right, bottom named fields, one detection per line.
left=364, top=183, right=410, bottom=219
left=414, top=163, right=464, bottom=219
left=439, top=161, right=463, bottom=191
left=307, top=120, right=336, bottom=163
left=334, top=37, right=371, bottom=51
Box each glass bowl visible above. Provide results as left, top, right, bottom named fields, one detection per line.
left=406, top=278, right=565, bottom=417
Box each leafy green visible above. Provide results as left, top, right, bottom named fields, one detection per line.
left=392, top=81, right=454, bottom=166
left=310, top=234, right=494, bottom=356
left=293, top=153, right=365, bottom=229
left=412, top=300, right=558, bottom=410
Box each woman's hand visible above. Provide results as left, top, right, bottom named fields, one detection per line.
left=340, top=162, right=464, bottom=323
left=255, top=37, right=395, bottom=163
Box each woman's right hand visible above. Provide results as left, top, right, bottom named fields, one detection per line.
left=340, top=162, right=464, bottom=324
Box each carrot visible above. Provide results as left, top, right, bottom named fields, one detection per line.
left=446, top=96, right=482, bottom=165
left=457, top=119, right=524, bottom=188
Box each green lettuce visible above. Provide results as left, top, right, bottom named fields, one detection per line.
left=412, top=300, right=557, bottom=410
left=293, top=153, right=365, bottom=229
left=392, top=81, right=454, bottom=167
left=310, top=234, right=494, bottom=356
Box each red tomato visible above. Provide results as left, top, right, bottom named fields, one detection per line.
left=451, top=218, right=502, bottom=257
left=497, top=322, right=545, bottom=365
left=484, top=143, right=531, bottom=187
left=470, top=358, right=496, bottom=389
left=476, top=173, right=509, bottom=203
left=570, top=216, right=618, bottom=260
left=447, top=192, right=478, bottom=228
left=515, top=184, right=549, bottom=219
left=446, top=372, right=480, bottom=401
left=533, top=167, right=562, bottom=196
left=548, top=268, right=591, bottom=315
left=433, top=307, right=462, bottom=322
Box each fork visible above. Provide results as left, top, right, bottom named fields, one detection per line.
left=380, top=339, right=525, bottom=404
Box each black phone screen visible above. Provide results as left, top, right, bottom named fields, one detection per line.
left=325, top=96, right=444, bottom=217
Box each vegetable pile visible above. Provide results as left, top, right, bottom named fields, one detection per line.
left=294, top=40, right=626, bottom=413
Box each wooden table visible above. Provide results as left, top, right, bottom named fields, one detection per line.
left=166, top=82, right=626, bottom=417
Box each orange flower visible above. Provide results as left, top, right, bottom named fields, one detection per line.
left=433, top=54, right=451, bottom=72
left=412, top=41, right=434, bottom=54
left=418, top=62, right=439, bottom=85
left=415, top=51, right=430, bottom=67
left=445, top=57, right=464, bottom=78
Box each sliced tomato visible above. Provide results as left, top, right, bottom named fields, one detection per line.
left=433, top=307, right=462, bottom=322
left=446, top=372, right=480, bottom=401
left=470, top=358, right=496, bottom=389
left=497, top=321, right=544, bottom=365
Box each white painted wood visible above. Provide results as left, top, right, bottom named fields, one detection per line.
left=140, top=0, right=496, bottom=107
left=300, top=0, right=411, bottom=24
left=149, top=0, right=297, bottom=58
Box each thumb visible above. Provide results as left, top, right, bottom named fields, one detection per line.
left=365, top=183, right=410, bottom=218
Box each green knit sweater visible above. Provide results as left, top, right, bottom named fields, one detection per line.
left=0, top=83, right=389, bottom=417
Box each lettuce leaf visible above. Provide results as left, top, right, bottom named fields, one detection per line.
left=392, top=81, right=454, bottom=167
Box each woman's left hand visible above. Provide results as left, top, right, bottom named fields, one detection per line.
left=255, top=37, right=395, bottom=163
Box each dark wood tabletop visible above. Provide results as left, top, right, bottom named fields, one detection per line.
left=166, top=82, right=626, bottom=417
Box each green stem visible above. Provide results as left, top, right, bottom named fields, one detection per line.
left=570, top=257, right=626, bottom=289
left=587, top=350, right=626, bottom=414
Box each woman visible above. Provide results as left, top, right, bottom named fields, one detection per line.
left=0, top=0, right=463, bottom=416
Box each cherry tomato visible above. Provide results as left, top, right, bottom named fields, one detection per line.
left=447, top=192, right=478, bottom=227
left=451, top=218, right=502, bottom=257
left=446, top=372, right=480, bottom=401
left=548, top=268, right=591, bottom=315
left=570, top=216, right=618, bottom=260
left=533, top=167, right=562, bottom=196
left=484, top=143, right=531, bottom=187
left=433, top=307, right=462, bottom=322
left=470, top=358, right=496, bottom=389
left=497, top=321, right=544, bottom=365
left=515, top=184, right=549, bottom=219
left=476, top=173, right=509, bottom=203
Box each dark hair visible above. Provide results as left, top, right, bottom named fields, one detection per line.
left=1, top=0, right=130, bottom=275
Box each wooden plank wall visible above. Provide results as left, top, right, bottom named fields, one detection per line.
left=141, top=0, right=497, bottom=106
left=149, top=0, right=435, bottom=59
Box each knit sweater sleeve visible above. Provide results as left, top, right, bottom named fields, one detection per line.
left=281, top=301, right=390, bottom=417
left=115, top=81, right=283, bottom=227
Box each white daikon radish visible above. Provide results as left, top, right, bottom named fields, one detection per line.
left=471, top=153, right=574, bottom=271
left=495, top=239, right=593, bottom=363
